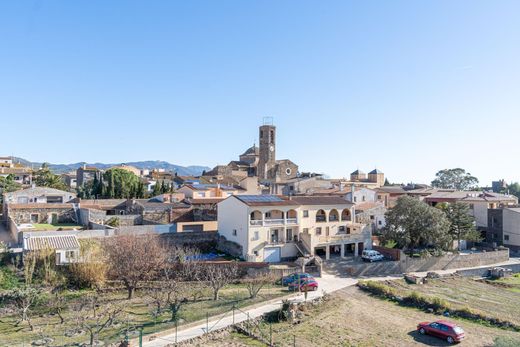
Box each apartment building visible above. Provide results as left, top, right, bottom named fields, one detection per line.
left=217, top=195, right=371, bottom=262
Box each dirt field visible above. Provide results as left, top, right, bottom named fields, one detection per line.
left=206, top=286, right=520, bottom=347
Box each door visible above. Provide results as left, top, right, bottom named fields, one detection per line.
left=264, top=247, right=281, bottom=263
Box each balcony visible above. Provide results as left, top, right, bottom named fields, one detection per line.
left=316, top=216, right=327, bottom=223
left=264, top=219, right=285, bottom=226
left=249, top=218, right=298, bottom=226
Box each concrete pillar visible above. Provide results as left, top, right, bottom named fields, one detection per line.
left=341, top=244, right=345, bottom=258
left=354, top=243, right=359, bottom=257
left=325, top=246, right=330, bottom=260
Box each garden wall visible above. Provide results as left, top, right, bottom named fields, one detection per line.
left=344, top=249, right=510, bottom=277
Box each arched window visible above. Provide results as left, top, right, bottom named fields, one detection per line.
left=316, top=209, right=327, bottom=222
left=341, top=208, right=351, bottom=221
left=329, top=209, right=339, bottom=222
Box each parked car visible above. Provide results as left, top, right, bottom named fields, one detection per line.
left=361, top=250, right=384, bottom=262
left=288, top=279, right=319, bottom=292
left=417, top=320, right=465, bottom=344
left=281, top=273, right=314, bottom=286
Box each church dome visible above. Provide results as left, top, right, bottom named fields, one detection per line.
left=241, top=145, right=259, bottom=156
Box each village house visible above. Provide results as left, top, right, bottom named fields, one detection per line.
left=3, top=187, right=77, bottom=225
left=178, top=184, right=244, bottom=199
left=218, top=195, right=371, bottom=262
left=406, top=188, right=518, bottom=228
left=488, top=207, right=520, bottom=252
left=22, top=231, right=81, bottom=265
left=0, top=166, right=32, bottom=185
left=76, top=165, right=102, bottom=187
left=0, top=156, right=14, bottom=168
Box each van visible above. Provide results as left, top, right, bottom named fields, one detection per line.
left=362, top=250, right=384, bottom=262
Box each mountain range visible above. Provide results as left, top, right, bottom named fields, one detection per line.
left=12, top=157, right=211, bottom=177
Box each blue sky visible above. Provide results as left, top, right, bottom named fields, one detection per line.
left=1, top=1, right=519, bottom=185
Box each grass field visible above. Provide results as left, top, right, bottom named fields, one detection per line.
left=494, top=273, right=520, bottom=293
left=382, top=276, right=520, bottom=327
left=0, top=283, right=287, bottom=347
left=30, top=223, right=83, bottom=231
left=208, top=285, right=520, bottom=347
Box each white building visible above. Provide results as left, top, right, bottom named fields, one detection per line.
left=23, top=232, right=81, bottom=265
left=218, top=195, right=372, bottom=262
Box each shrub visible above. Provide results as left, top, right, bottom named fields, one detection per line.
left=0, top=266, right=21, bottom=290
left=493, top=336, right=520, bottom=347
left=358, top=281, right=397, bottom=298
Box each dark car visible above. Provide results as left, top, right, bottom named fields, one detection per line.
left=288, top=279, right=319, bottom=292
left=281, top=273, right=313, bottom=286
left=417, top=320, right=465, bottom=344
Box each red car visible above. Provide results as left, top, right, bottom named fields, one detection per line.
left=288, top=279, right=318, bottom=292
left=417, top=320, right=465, bottom=344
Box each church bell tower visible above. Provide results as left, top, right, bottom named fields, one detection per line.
left=258, top=118, right=276, bottom=180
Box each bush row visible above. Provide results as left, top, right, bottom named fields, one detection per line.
left=357, top=280, right=520, bottom=331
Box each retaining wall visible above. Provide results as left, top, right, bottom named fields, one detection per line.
left=344, top=250, right=510, bottom=277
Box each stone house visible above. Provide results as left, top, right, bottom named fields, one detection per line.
left=3, top=187, right=77, bottom=225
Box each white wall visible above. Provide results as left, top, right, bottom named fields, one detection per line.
left=217, top=197, right=249, bottom=258
left=503, top=208, right=520, bottom=248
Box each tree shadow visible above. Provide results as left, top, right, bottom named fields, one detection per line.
left=407, top=330, right=452, bottom=346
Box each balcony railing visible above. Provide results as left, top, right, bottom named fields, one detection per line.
left=316, top=216, right=326, bottom=222
left=249, top=218, right=299, bottom=226
left=264, top=219, right=285, bottom=226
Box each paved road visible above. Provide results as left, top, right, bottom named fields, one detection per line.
left=141, top=258, right=520, bottom=347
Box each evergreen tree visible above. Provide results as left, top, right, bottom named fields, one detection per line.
left=152, top=182, right=161, bottom=196
left=441, top=202, right=481, bottom=250
left=108, top=173, right=115, bottom=198
left=160, top=180, right=167, bottom=194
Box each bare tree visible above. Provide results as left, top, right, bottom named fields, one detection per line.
left=49, top=290, right=67, bottom=324
left=72, top=295, right=123, bottom=347
left=104, top=233, right=167, bottom=299
left=160, top=246, right=204, bottom=321
left=200, top=262, right=239, bottom=300
left=2, top=286, right=42, bottom=331
left=242, top=271, right=277, bottom=299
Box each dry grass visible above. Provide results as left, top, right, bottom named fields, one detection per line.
left=208, top=281, right=520, bottom=347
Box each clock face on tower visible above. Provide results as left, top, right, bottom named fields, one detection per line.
left=269, top=145, right=274, bottom=152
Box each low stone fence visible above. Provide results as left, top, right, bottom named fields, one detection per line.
left=373, top=246, right=402, bottom=261
left=456, top=263, right=520, bottom=278
left=344, top=249, right=510, bottom=277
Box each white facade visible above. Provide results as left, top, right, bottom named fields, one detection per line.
left=218, top=195, right=372, bottom=262
left=502, top=208, right=520, bottom=250
left=345, top=187, right=377, bottom=204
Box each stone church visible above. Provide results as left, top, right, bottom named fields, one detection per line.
left=206, top=121, right=299, bottom=183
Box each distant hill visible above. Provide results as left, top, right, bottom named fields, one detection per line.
left=12, top=157, right=211, bottom=176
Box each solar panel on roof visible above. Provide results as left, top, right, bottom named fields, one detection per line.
left=239, top=195, right=283, bottom=202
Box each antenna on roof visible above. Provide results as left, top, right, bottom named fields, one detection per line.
left=262, top=116, right=274, bottom=126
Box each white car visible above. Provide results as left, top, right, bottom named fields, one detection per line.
left=361, top=250, right=384, bottom=262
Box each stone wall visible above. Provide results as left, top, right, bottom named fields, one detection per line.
left=8, top=206, right=76, bottom=224
left=344, top=249, right=510, bottom=277
left=400, top=249, right=509, bottom=272
left=216, top=235, right=243, bottom=258
left=455, top=263, right=520, bottom=277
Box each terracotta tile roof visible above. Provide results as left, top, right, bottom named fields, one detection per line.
left=290, top=196, right=353, bottom=206
left=189, top=198, right=225, bottom=205
left=355, top=202, right=383, bottom=211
